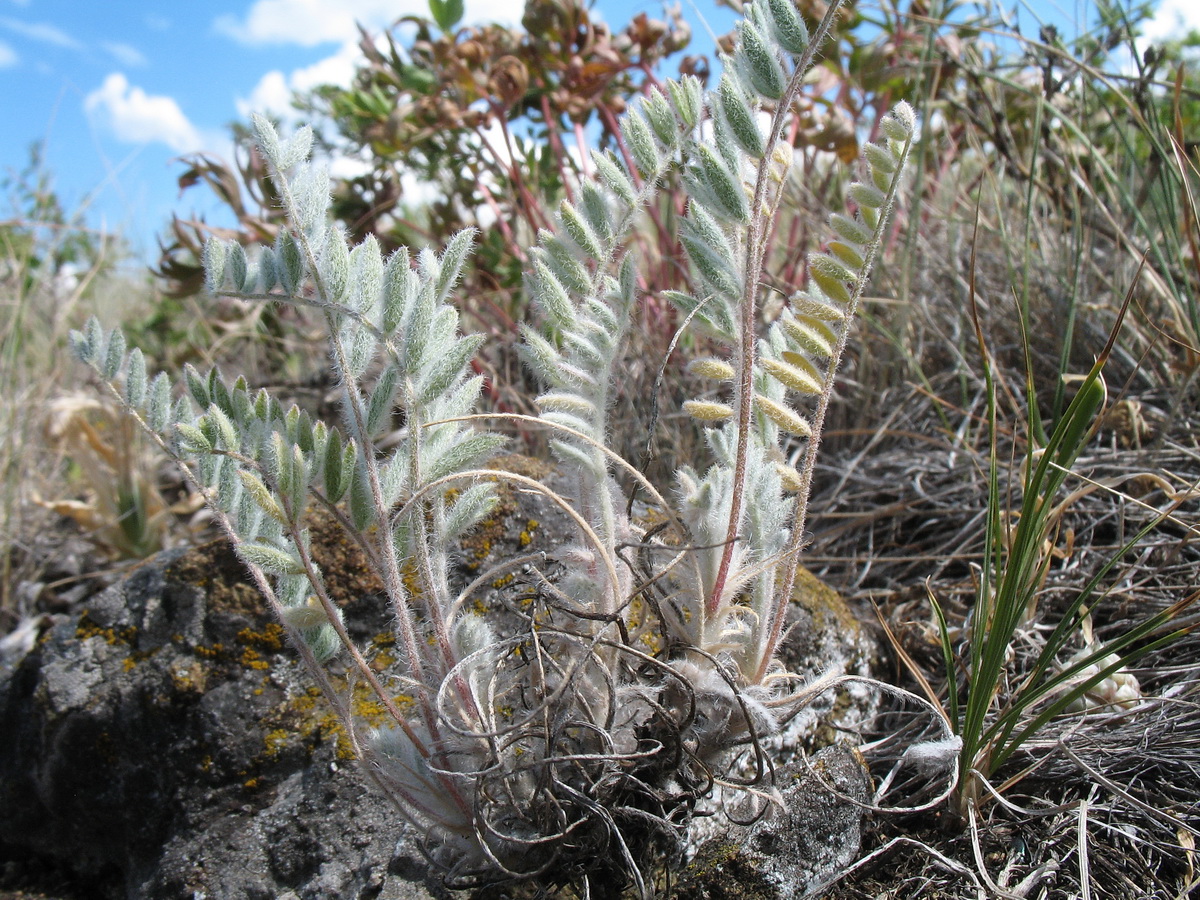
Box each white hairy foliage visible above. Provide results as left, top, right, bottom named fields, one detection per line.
left=71, top=2, right=916, bottom=886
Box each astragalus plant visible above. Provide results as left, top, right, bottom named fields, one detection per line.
left=73, top=0, right=913, bottom=892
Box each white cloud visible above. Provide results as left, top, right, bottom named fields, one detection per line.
left=0, top=38, right=15, bottom=67
left=102, top=41, right=147, bottom=68
left=237, top=39, right=362, bottom=118
left=85, top=73, right=206, bottom=154
left=0, top=16, right=81, bottom=48
left=215, top=0, right=522, bottom=47
left=1142, top=0, right=1200, bottom=44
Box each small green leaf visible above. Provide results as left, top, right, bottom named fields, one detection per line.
left=719, top=75, right=765, bottom=159
left=592, top=151, right=636, bottom=206
left=417, top=333, right=485, bottom=405
left=148, top=373, right=172, bottom=432
left=102, top=329, right=126, bottom=380
left=322, top=226, right=350, bottom=302
left=849, top=181, right=887, bottom=210
left=125, top=348, right=147, bottom=408
left=531, top=260, right=574, bottom=328
left=435, top=228, right=475, bottom=303
left=622, top=108, right=661, bottom=177
left=668, top=75, right=703, bottom=130
left=239, top=542, right=305, bottom=576
left=643, top=87, right=678, bottom=148
left=762, top=355, right=822, bottom=395
left=239, top=470, right=288, bottom=524
left=541, top=234, right=592, bottom=298
left=739, top=20, right=785, bottom=100
left=228, top=243, right=249, bottom=292
left=175, top=422, right=212, bottom=454
left=258, top=247, right=278, bottom=292
left=365, top=367, right=400, bottom=438
left=755, top=394, right=812, bottom=437
left=423, top=432, right=506, bottom=483
left=560, top=200, right=604, bottom=261
left=203, top=238, right=227, bottom=294
left=428, top=0, right=464, bottom=32
left=518, top=325, right=563, bottom=385
left=348, top=235, right=384, bottom=313
left=864, top=142, right=898, bottom=174
left=766, top=0, right=809, bottom=54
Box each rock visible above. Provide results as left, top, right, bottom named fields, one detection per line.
left=0, top=457, right=877, bottom=899
left=674, top=746, right=872, bottom=899
left=0, top=540, right=448, bottom=900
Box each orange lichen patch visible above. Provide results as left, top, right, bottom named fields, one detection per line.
left=240, top=647, right=270, bottom=670
left=191, top=643, right=224, bottom=660
left=262, top=728, right=293, bottom=757
left=237, top=623, right=285, bottom=653
left=491, top=573, right=515, bottom=590
left=370, top=648, right=397, bottom=671
left=518, top=518, right=540, bottom=547
left=75, top=611, right=138, bottom=646
left=401, top=561, right=423, bottom=598
left=623, top=595, right=665, bottom=655
left=260, top=685, right=355, bottom=762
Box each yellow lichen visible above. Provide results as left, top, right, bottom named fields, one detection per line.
left=237, top=622, right=285, bottom=652
left=240, top=647, right=270, bottom=670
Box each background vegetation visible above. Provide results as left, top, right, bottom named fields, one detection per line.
left=3, top=0, right=1198, bottom=894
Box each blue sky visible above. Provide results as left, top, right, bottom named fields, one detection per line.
left=1, top=0, right=1193, bottom=268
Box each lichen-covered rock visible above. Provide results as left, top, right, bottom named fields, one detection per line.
left=675, top=746, right=872, bottom=899
left=0, top=457, right=877, bottom=899
left=0, top=540, right=448, bottom=900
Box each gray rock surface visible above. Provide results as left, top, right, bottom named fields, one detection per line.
left=674, top=747, right=872, bottom=899
left=0, top=538, right=448, bottom=900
